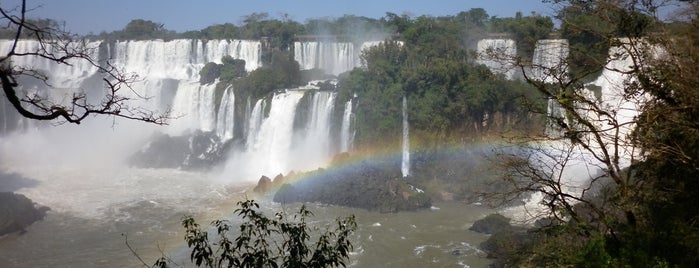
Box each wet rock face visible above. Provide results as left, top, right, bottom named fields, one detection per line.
left=253, top=175, right=272, bottom=193
left=0, top=192, right=49, bottom=235
left=129, top=130, right=229, bottom=170
left=272, top=160, right=431, bottom=213
left=469, top=213, right=512, bottom=234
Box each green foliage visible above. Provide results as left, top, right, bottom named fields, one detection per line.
left=488, top=12, right=554, bottom=60
left=232, top=50, right=301, bottom=100
left=199, top=62, right=222, bottom=85
left=219, top=56, right=247, bottom=82
left=94, top=19, right=177, bottom=40
left=199, top=55, right=246, bottom=86
left=0, top=18, right=63, bottom=39
left=154, top=199, right=356, bottom=268
left=339, top=37, right=544, bottom=147
left=491, top=1, right=699, bottom=267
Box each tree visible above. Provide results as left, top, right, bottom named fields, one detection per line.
left=152, top=199, right=357, bottom=268
left=0, top=0, right=167, bottom=125
left=488, top=0, right=699, bottom=266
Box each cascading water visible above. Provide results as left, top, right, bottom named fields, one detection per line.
left=340, top=99, right=354, bottom=153
left=293, top=41, right=388, bottom=76
left=530, top=39, right=571, bottom=136
left=294, top=42, right=355, bottom=76
left=0, top=40, right=103, bottom=132
left=476, top=39, right=517, bottom=79
left=109, top=39, right=262, bottom=137
left=531, top=39, right=569, bottom=83
left=229, top=91, right=305, bottom=179
left=401, top=96, right=410, bottom=177
left=215, top=86, right=235, bottom=142
left=291, top=91, right=337, bottom=171
left=510, top=38, right=647, bottom=221
left=245, top=99, right=266, bottom=149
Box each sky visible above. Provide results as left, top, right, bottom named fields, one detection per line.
left=3, top=0, right=558, bottom=34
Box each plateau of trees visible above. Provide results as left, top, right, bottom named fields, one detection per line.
left=484, top=0, right=699, bottom=266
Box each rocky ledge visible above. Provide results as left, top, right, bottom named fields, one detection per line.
left=129, top=130, right=230, bottom=170
left=253, top=154, right=431, bottom=213
left=0, top=192, right=49, bottom=235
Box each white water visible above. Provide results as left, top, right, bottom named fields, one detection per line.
left=530, top=39, right=571, bottom=136
left=227, top=91, right=305, bottom=179
left=401, top=96, right=410, bottom=177
left=245, top=99, right=266, bottom=149
left=216, top=86, right=235, bottom=142
left=292, top=91, right=337, bottom=170
left=476, top=39, right=517, bottom=79
left=293, top=41, right=387, bottom=76
left=109, top=39, right=261, bottom=136
left=531, top=39, right=569, bottom=83
left=510, top=39, right=647, bottom=221
left=340, top=99, right=354, bottom=153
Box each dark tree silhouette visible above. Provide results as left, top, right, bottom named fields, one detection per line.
left=0, top=0, right=168, bottom=125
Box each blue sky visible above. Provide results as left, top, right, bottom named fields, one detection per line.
left=5, top=0, right=557, bottom=34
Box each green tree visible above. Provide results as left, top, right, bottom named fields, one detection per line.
left=488, top=12, right=554, bottom=60
left=153, top=199, right=357, bottom=268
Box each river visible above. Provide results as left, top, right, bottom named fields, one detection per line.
left=0, top=165, right=494, bottom=267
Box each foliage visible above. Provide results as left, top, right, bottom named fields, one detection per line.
left=338, top=37, right=544, bottom=147
left=231, top=50, right=301, bottom=100
left=488, top=12, right=554, bottom=60
left=93, top=19, right=177, bottom=40
left=153, top=199, right=357, bottom=268
left=489, top=0, right=699, bottom=267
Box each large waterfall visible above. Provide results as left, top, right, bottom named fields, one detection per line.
left=0, top=38, right=359, bottom=181
left=510, top=38, right=647, bottom=220
left=476, top=39, right=517, bottom=79
left=109, top=39, right=261, bottom=135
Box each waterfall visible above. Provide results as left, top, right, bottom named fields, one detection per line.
left=108, top=39, right=261, bottom=137
left=1, top=38, right=352, bottom=183
left=532, top=39, right=570, bottom=136
left=531, top=39, right=569, bottom=83
left=340, top=99, right=354, bottom=153
left=198, top=39, right=262, bottom=71
left=476, top=39, right=517, bottom=79
left=215, top=86, right=235, bottom=141
left=293, top=42, right=355, bottom=75
left=401, top=96, right=410, bottom=177
left=245, top=99, right=266, bottom=149
left=292, top=91, right=337, bottom=170
left=234, top=91, right=304, bottom=178
left=293, top=41, right=387, bottom=76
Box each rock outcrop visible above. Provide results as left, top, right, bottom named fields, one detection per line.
left=0, top=192, right=49, bottom=235
left=273, top=159, right=431, bottom=212
left=129, top=130, right=230, bottom=169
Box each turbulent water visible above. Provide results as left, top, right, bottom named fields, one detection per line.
left=0, top=161, right=493, bottom=267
